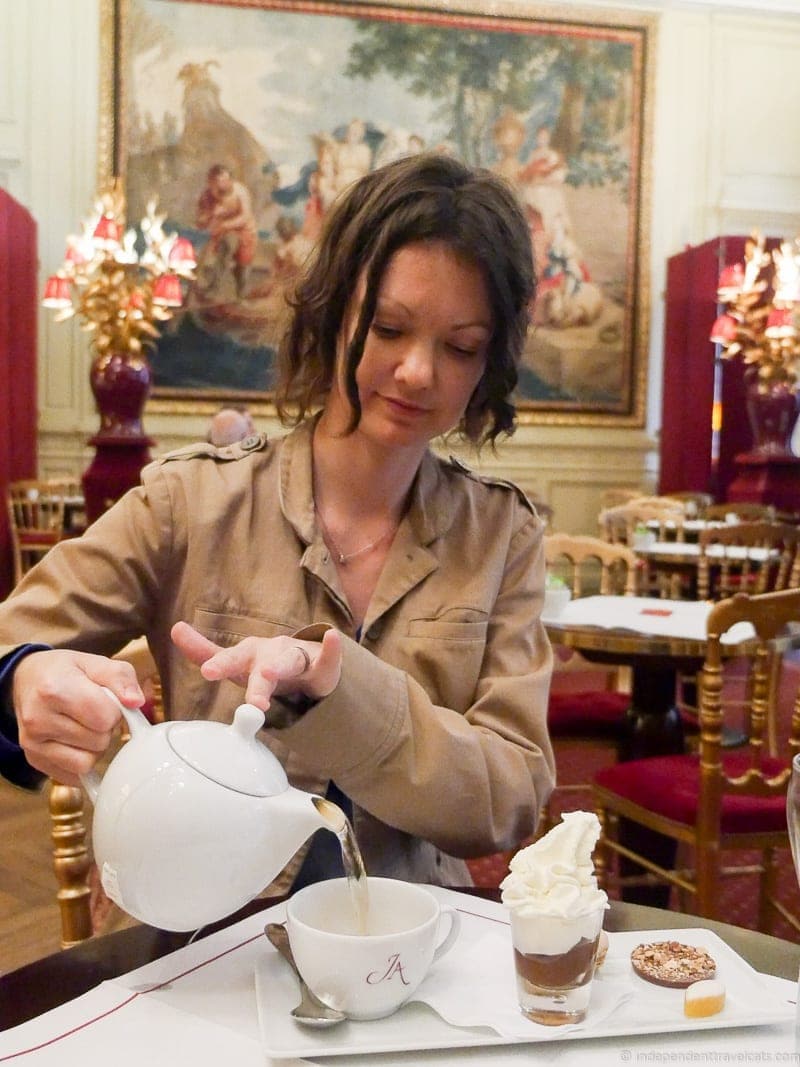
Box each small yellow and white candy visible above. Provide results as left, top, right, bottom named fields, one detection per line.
left=684, top=978, right=726, bottom=1017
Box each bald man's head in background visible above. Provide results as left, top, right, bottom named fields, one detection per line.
left=207, top=407, right=256, bottom=447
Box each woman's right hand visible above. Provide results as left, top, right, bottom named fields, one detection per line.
left=11, top=650, right=145, bottom=786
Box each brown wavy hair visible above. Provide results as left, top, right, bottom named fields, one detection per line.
left=274, top=152, right=535, bottom=446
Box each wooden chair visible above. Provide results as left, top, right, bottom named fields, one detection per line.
left=599, top=499, right=688, bottom=598
left=703, top=502, right=777, bottom=523
left=593, top=587, right=800, bottom=934
left=6, top=478, right=80, bottom=585
left=696, top=521, right=800, bottom=600
left=542, top=534, right=640, bottom=832
left=49, top=638, right=162, bottom=947
left=599, top=487, right=644, bottom=511
left=599, top=499, right=687, bottom=545
left=674, top=523, right=800, bottom=741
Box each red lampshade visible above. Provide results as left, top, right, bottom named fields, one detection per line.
left=152, top=273, right=184, bottom=307
left=765, top=306, right=797, bottom=339
left=168, top=236, right=197, bottom=271
left=93, top=213, right=122, bottom=248
left=716, top=262, right=745, bottom=300
left=709, top=313, right=738, bottom=345
left=41, top=274, right=73, bottom=309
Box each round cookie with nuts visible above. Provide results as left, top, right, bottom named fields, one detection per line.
left=631, top=941, right=716, bottom=988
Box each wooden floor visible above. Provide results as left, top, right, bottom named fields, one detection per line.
left=0, top=778, right=64, bottom=975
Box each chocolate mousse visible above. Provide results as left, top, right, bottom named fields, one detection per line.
left=514, top=932, right=600, bottom=989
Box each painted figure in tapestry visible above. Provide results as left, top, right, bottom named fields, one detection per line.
left=124, top=0, right=642, bottom=409
left=195, top=164, right=257, bottom=300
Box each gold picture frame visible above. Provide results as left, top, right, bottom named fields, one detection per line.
left=100, top=0, right=655, bottom=425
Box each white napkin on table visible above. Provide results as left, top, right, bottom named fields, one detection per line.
left=409, top=916, right=631, bottom=1040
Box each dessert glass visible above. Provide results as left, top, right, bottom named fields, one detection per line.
left=509, top=903, right=605, bottom=1025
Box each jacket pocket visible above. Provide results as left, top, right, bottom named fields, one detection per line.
left=407, top=612, right=488, bottom=643
left=192, top=607, right=295, bottom=645
left=403, top=613, right=488, bottom=711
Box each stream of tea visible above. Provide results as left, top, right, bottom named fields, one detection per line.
left=313, top=795, right=370, bottom=933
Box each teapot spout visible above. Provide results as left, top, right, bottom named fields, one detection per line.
left=263, top=787, right=349, bottom=885
left=312, top=794, right=348, bottom=834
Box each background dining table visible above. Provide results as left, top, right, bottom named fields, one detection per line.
left=542, top=596, right=753, bottom=761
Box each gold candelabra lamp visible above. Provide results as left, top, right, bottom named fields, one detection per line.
left=41, top=179, right=196, bottom=521
left=42, top=179, right=196, bottom=358
left=710, top=231, right=800, bottom=389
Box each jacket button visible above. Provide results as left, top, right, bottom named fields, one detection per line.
left=365, top=622, right=382, bottom=641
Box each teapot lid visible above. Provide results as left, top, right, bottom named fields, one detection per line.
left=167, top=703, right=288, bottom=797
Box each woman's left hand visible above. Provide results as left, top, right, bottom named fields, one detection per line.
left=170, top=622, right=342, bottom=711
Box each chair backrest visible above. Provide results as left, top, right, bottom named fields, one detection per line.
left=544, top=532, right=639, bottom=597
left=599, top=487, right=643, bottom=511
left=6, top=479, right=77, bottom=584
left=598, top=499, right=686, bottom=544
left=663, top=490, right=714, bottom=516
left=698, top=588, right=800, bottom=832
left=696, top=521, right=800, bottom=599
left=50, top=637, right=163, bottom=947
left=704, top=502, right=777, bottom=523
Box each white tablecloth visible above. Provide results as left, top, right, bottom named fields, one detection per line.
left=542, top=595, right=755, bottom=643
left=1, top=889, right=797, bottom=1065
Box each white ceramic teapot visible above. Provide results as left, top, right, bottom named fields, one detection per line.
left=82, top=688, right=345, bottom=932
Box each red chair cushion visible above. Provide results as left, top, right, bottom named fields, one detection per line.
left=548, top=691, right=630, bottom=737
left=594, top=753, right=789, bottom=833
left=17, top=530, right=59, bottom=546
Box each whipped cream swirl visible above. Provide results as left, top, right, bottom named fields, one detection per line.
left=500, top=811, right=608, bottom=919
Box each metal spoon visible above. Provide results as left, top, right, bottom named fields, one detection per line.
left=264, top=921, right=347, bottom=1028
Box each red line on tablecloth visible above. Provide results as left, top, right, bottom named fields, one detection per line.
left=455, top=905, right=509, bottom=927
left=0, top=930, right=264, bottom=1061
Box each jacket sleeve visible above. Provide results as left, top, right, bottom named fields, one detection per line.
left=280, top=506, right=555, bottom=858
left=0, top=474, right=176, bottom=663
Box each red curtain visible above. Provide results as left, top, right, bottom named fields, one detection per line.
left=659, top=236, right=751, bottom=501
left=0, top=189, right=38, bottom=598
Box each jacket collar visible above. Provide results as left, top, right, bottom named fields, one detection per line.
left=278, top=414, right=457, bottom=548
left=278, top=417, right=458, bottom=632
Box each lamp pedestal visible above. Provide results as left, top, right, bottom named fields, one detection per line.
left=727, top=451, right=800, bottom=515
left=81, top=350, right=154, bottom=523
left=726, top=378, right=800, bottom=515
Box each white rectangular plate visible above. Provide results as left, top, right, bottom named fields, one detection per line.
left=254, top=889, right=793, bottom=1059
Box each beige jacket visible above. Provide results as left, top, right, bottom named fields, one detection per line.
left=0, top=419, right=554, bottom=887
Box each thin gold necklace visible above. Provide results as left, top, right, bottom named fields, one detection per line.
left=315, top=505, right=393, bottom=566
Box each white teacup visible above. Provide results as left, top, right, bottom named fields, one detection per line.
left=285, top=877, right=460, bottom=1020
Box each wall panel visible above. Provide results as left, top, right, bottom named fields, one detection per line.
left=6, top=1, right=800, bottom=533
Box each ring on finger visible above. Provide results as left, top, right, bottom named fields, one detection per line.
left=294, top=646, right=311, bottom=674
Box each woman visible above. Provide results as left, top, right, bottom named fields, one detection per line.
left=0, top=153, right=554, bottom=890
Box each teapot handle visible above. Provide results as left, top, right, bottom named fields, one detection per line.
left=80, top=686, right=150, bottom=805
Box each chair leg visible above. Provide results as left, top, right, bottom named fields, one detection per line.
left=694, top=843, right=717, bottom=920
left=675, top=842, right=694, bottom=914
left=49, top=780, right=93, bottom=946
left=536, top=801, right=553, bottom=839
left=594, top=804, right=611, bottom=893
left=758, top=847, right=779, bottom=935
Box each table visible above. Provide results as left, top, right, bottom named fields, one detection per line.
left=543, top=596, right=758, bottom=905
left=2, top=891, right=798, bottom=1032
left=543, top=597, right=747, bottom=761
